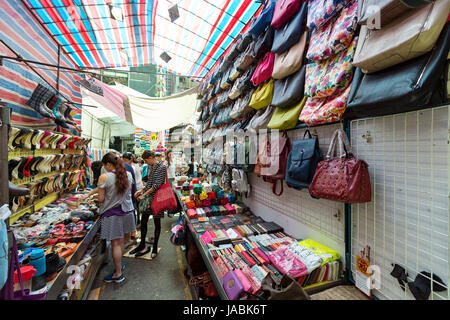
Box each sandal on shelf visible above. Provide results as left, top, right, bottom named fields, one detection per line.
left=51, top=224, right=65, bottom=237
left=56, top=243, right=77, bottom=258
left=73, top=221, right=85, bottom=235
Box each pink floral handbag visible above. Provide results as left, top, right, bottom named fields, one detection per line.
left=304, top=37, right=358, bottom=99
left=251, top=52, right=275, bottom=87
left=299, top=85, right=352, bottom=126
left=307, top=0, right=351, bottom=30
left=306, top=0, right=358, bottom=61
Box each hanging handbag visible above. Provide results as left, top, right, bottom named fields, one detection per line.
left=238, top=32, right=254, bottom=52
left=357, top=0, right=435, bottom=27
left=254, top=132, right=291, bottom=196
left=272, top=2, right=308, bottom=54
left=249, top=79, right=274, bottom=110
left=272, top=31, right=307, bottom=79
left=272, top=66, right=306, bottom=109
left=229, top=89, right=255, bottom=119
left=261, top=274, right=310, bottom=300
left=352, top=0, right=450, bottom=74
left=247, top=106, right=276, bottom=131
left=346, top=23, right=450, bottom=118
left=309, top=129, right=372, bottom=203
left=248, top=0, right=277, bottom=38
left=271, top=0, right=304, bottom=29
left=267, top=96, right=306, bottom=130
left=285, top=130, right=323, bottom=190
left=251, top=27, right=275, bottom=60
left=189, top=272, right=219, bottom=298
left=229, top=80, right=242, bottom=101
left=307, top=0, right=350, bottom=30
left=299, top=85, right=352, bottom=126
left=235, top=41, right=256, bottom=72
left=306, top=0, right=358, bottom=61
left=305, top=37, right=358, bottom=98
left=151, top=172, right=178, bottom=216
left=237, top=65, right=256, bottom=93
left=251, top=52, right=275, bottom=87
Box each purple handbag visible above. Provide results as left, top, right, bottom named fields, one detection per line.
left=0, top=231, right=47, bottom=300
left=222, top=270, right=245, bottom=300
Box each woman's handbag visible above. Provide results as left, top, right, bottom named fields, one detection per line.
left=229, top=89, right=255, bottom=119
left=306, top=0, right=358, bottom=62
left=254, top=132, right=291, bottom=196
left=272, top=31, right=307, bottom=79
left=346, top=23, right=450, bottom=118
left=271, top=0, right=304, bottom=29
left=247, top=106, right=276, bottom=131
left=305, top=37, right=358, bottom=98
left=299, top=85, right=352, bottom=126
left=251, top=27, right=275, bottom=60
left=249, top=79, right=274, bottom=110
left=272, top=2, right=308, bottom=54
left=285, top=130, right=323, bottom=190
left=251, top=52, right=275, bottom=87
left=272, top=66, right=306, bottom=109
left=352, top=0, right=450, bottom=74
left=357, top=0, right=435, bottom=28
left=151, top=172, right=178, bottom=216
left=237, top=65, right=256, bottom=92
left=189, top=272, right=219, bottom=298
left=267, top=96, right=306, bottom=130
left=261, top=274, right=310, bottom=300
left=235, top=41, right=256, bottom=72
left=307, top=0, right=350, bottom=30
left=309, top=129, right=372, bottom=203
left=248, top=0, right=277, bottom=38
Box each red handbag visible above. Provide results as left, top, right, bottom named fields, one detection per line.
left=207, top=192, right=216, bottom=200
left=254, top=131, right=291, bottom=196
left=309, top=129, right=371, bottom=203
left=151, top=172, right=178, bottom=215
left=271, top=0, right=304, bottom=29
left=251, top=52, right=275, bottom=86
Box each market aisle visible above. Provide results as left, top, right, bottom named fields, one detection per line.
left=89, top=215, right=192, bottom=300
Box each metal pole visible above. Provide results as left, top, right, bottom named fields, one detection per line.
left=56, top=44, right=61, bottom=93
left=0, top=102, right=11, bottom=226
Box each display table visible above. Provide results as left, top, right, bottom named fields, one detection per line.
left=182, top=209, right=344, bottom=300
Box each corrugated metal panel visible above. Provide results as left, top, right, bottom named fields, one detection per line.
left=350, top=105, right=450, bottom=300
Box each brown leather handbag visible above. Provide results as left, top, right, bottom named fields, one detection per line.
left=254, top=131, right=291, bottom=196
left=309, top=129, right=372, bottom=203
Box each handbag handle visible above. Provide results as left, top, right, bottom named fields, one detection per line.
left=326, top=129, right=352, bottom=160
left=303, top=130, right=312, bottom=139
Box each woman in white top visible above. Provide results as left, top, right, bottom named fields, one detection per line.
left=165, top=150, right=176, bottom=186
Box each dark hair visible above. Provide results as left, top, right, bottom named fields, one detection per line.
left=166, top=149, right=173, bottom=166
left=102, top=152, right=129, bottom=195
left=142, top=150, right=156, bottom=159
left=122, top=152, right=133, bottom=160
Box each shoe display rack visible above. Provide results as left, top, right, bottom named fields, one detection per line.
left=8, top=126, right=91, bottom=224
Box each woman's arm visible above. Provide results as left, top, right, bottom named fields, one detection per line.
left=96, top=174, right=108, bottom=203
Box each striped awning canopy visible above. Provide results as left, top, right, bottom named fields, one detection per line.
left=23, top=0, right=262, bottom=78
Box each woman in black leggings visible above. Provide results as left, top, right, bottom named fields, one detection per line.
left=130, top=151, right=166, bottom=258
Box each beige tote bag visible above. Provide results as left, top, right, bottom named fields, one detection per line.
left=352, top=0, right=450, bottom=74
left=272, top=31, right=307, bottom=80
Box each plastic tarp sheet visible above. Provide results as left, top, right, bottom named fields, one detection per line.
left=22, top=0, right=262, bottom=77
left=112, top=82, right=199, bottom=132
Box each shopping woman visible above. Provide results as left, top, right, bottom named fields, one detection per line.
left=166, top=150, right=176, bottom=186
left=80, top=153, right=135, bottom=283
left=130, top=151, right=166, bottom=258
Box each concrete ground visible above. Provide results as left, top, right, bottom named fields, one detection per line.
left=88, top=214, right=192, bottom=300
